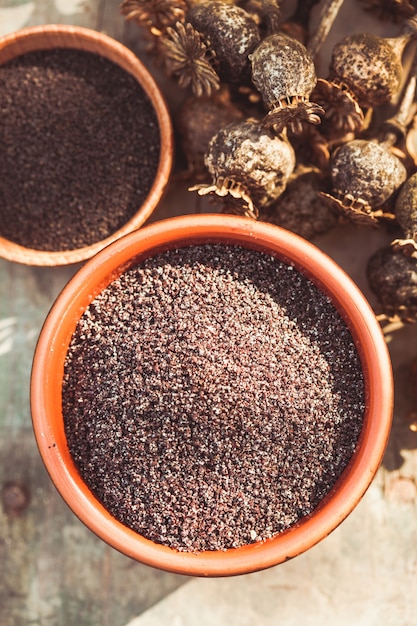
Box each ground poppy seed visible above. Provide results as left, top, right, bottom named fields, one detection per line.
left=62, top=244, right=365, bottom=552
left=0, top=48, right=160, bottom=251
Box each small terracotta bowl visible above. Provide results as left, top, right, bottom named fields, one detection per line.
left=0, top=24, right=173, bottom=266
left=31, top=214, right=393, bottom=576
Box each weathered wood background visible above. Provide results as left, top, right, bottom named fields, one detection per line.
left=0, top=3, right=191, bottom=626
left=0, top=2, right=417, bottom=626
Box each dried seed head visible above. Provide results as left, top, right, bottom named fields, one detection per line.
left=311, top=78, right=365, bottom=137
left=289, top=125, right=338, bottom=171
left=189, top=118, right=295, bottom=216
left=391, top=172, right=417, bottom=254
left=176, top=91, right=245, bottom=178
left=405, top=112, right=417, bottom=169
left=162, top=21, right=220, bottom=96
left=242, top=0, right=281, bottom=36
left=218, top=193, right=260, bottom=219
left=378, top=74, right=417, bottom=152
left=249, top=33, right=323, bottom=134
left=188, top=0, right=261, bottom=85
left=120, top=0, right=189, bottom=35
left=395, top=172, right=417, bottom=237
left=280, top=0, right=321, bottom=45
left=250, top=34, right=317, bottom=104
left=367, top=245, right=417, bottom=322
left=321, top=139, right=407, bottom=224
left=266, top=168, right=338, bottom=240
left=359, top=0, right=417, bottom=22
left=329, top=18, right=417, bottom=107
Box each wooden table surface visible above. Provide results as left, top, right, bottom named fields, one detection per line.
left=0, top=2, right=417, bottom=626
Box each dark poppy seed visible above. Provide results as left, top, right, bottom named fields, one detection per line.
left=0, top=48, right=160, bottom=251
left=62, top=244, right=365, bottom=552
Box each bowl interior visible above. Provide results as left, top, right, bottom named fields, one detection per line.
left=0, top=25, right=173, bottom=266
left=30, top=214, right=393, bottom=576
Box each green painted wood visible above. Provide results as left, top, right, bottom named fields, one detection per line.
left=0, top=261, right=188, bottom=626
left=0, top=2, right=189, bottom=624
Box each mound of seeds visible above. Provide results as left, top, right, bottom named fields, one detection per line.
left=62, top=244, right=365, bottom=552
left=0, top=48, right=160, bottom=251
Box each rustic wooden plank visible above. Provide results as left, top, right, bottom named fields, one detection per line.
left=0, top=1, right=189, bottom=624
left=0, top=263, right=188, bottom=626
left=98, top=0, right=125, bottom=40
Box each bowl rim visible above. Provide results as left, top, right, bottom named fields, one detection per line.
left=30, top=214, right=393, bottom=576
left=0, top=23, right=173, bottom=266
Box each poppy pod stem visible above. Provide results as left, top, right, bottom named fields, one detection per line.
left=307, top=0, right=346, bottom=60
left=380, top=53, right=417, bottom=148
left=279, top=0, right=320, bottom=44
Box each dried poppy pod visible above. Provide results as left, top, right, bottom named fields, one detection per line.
left=241, top=0, right=282, bottom=36
left=176, top=90, right=245, bottom=179
left=162, top=21, right=220, bottom=97
left=310, top=78, right=366, bottom=137
left=320, top=138, right=407, bottom=226
left=329, top=17, right=417, bottom=108
left=319, top=67, right=417, bottom=226
left=120, top=0, right=189, bottom=36
left=265, top=167, right=338, bottom=240
left=189, top=118, right=296, bottom=218
left=249, top=33, right=324, bottom=134
left=120, top=0, right=190, bottom=59
left=367, top=245, right=417, bottom=323
left=404, top=112, right=417, bottom=166
left=314, top=16, right=417, bottom=137
left=359, top=0, right=417, bottom=22
left=391, top=171, right=417, bottom=254
left=187, top=0, right=261, bottom=86
left=279, top=0, right=321, bottom=45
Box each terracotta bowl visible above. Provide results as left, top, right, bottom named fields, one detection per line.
left=30, top=214, right=393, bottom=576
left=0, top=24, right=173, bottom=266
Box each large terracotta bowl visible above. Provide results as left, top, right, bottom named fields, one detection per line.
left=0, top=24, right=173, bottom=266
left=30, top=214, right=393, bottom=576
